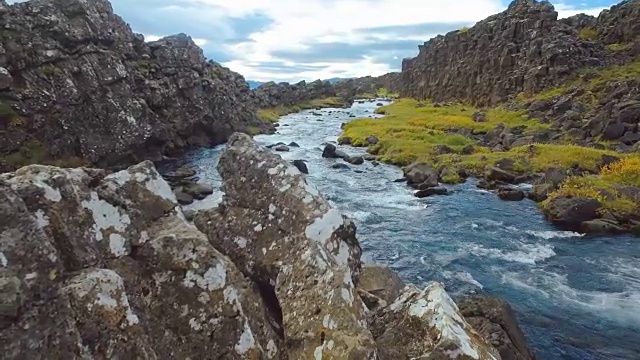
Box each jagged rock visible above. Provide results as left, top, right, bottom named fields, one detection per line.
left=344, top=155, right=364, bottom=165
left=322, top=143, right=339, bottom=158
left=0, top=0, right=269, bottom=170
left=358, top=265, right=405, bottom=305
left=174, top=189, right=194, bottom=205
left=292, top=159, right=309, bottom=174
left=251, top=79, right=348, bottom=109
left=498, top=187, right=526, bottom=201
left=182, top=182, right=214, bottom=200
left=415, top=187, right=449, bottom=198
left=337, top=136, right=354, bottom=148
left=0, top=160, right=283, bottom=359
left=485, top=166, right=517, bottom=183
left=529, top=183, right=556, bottom=202
left=581, top=219, right=625, bottom=233
left=400, top=0, right=607, bottom=106
left=404, top=162, right=439, bottom=185
left=333, top=73, right=402, bottom=99
left=193, top=133, right=376, bottom=359
left=458, top=295, right=537, bottom=360
left=543, top=197, right=602, bottom=231
left=0, top=67, right=12, bottom=90
left=370, top=283, right=501, bottom=359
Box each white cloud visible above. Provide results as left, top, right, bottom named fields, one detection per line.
left=177, top=0, right=506, bottom=81
left=555, top=3, right=609, bottom=18
left=171, top=0, right=617, bottom=82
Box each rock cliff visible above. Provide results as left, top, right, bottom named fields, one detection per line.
left=251, top=79, right=346, bottom=109
left=0, top=0, right=270, bottom=172
left=0, top=133, right=536, bottom=359
left=399, top=0, right=638, bottom=106
left=334, top=72, right=402, bottom=98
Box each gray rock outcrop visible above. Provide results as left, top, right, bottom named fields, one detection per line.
left=400, top=0, right=608, bottom=106
left=0, top=0, right=271, bottom=172
left=0, top=161, right=283, bottom=359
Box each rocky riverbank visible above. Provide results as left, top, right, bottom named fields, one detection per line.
left=338, top=0, right=640, bottom=236
left=0, top=133, right=536, bottom=359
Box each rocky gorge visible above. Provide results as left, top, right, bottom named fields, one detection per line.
left=341, top=0, right=640, bottom=236
left=1, top=0, right=640, bottom=358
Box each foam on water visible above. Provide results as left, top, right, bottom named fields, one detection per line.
left=164, top=99, right=640, bottom=360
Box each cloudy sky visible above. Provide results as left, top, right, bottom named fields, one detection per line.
left=9, top=0, right=616, bottom=82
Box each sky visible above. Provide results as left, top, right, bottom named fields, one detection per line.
left=8, top=0, right=617, bottom=82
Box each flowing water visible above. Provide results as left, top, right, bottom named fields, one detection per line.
left=169, top=100, right=640, bottom=359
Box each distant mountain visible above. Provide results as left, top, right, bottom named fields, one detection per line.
left=246, top=77, right=351, bottom=89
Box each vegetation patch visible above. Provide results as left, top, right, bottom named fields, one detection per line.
left=257, top=97, right=347, bottom=123
left=578, top=27, right=598, bottom=41
left=340, top=99, right=624, bottom=176
left=1, top=139, right=86, bottom=170
left=543, top=157, right=640, bottom=215
left=518, top=59, right=640, bottom=109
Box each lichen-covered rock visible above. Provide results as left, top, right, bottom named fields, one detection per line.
left=357, top=265, right=405, bottom=310
left=0, top=160, right=283, bottom=359
left=194, top=133, right=376, bottom=359
left=0, top=0, right=270, bottom=170
left=458, top=296, right=537, bottom=360
left=370, top=282, right=501, bottom=359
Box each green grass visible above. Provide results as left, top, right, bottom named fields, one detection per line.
left=257, top=97, right=348, bottom=123
left=517, top=59, right=640, bottom=111
left=578, top=27, right=598, bottom=41
left=542, top=157, right=640, bottom=215
left=340, top=99, right=625, bottom=175
left=606, top=43, right=633, bottom=52
left=1, top=139, right=86, bottom=169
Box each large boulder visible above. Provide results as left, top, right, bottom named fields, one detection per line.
left=194, top=133, right=376, bottom=359
left=543, top=196, right=602, bottom=231
left=0, top=161, right=283, bottom=359
left=370, top=283, right=501, bottom=359
left=404, top=162, right=440, bottom=185
left=458, top=296, right=537, bottom=360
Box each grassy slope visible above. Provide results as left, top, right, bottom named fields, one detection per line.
left=339, top=61, right=640, bottom=215
left=257, top=97, right=348, bottom=123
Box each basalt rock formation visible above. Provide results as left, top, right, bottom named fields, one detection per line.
left=251, top=79, right=347, bottom=109
left=0, top=133, right=537, bottom=359
left=334, top=72, right=402, bottom=98
left=399, top=0, right=638, bottom=106
left=0, top=0, right=270, bottom=172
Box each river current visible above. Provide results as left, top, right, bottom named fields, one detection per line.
left=169, top=100, right=640, bottom=359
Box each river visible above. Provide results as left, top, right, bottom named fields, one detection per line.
left=168, top=100, right=640, bottom=359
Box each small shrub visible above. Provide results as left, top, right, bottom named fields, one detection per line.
left=606, top=43, right=631, bottom=52
left=600, top=157, right=640, bottom=187
left=578, top=27, right=598, bottom=41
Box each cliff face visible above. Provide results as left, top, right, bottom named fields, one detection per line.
left=400, top=0, right=617, bottom=106
left=251, top=79, right=340, bottom=108
left=0, top=0, right=270, bottom=171
left=334, top=72, right=402, bottom=98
